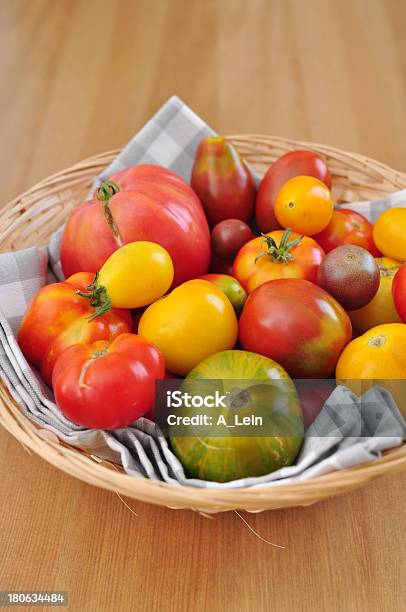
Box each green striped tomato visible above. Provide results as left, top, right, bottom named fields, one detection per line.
left=169, top=350, right=303, bottom=482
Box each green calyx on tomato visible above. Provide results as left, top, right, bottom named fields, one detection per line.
left=255, top=228, right=303, bottom=264
left=76, top=272, right=111, bottom=320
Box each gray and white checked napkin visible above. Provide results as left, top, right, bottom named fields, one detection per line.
left=0, top=96, right=405, bottom=490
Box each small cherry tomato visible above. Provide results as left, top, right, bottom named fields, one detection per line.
left=314, top=208, right=381, bottom=256
left=393, top=262, right=406, bottom=322
left=274, top=176, right=334, bottom=236
left=349, top=257, right=402, bottom=333
left=211, top=218, right=254, bottom=259
left=317, top=245, right=380, bottom=310
left=52, top=334, right=165, bottom=429
left=233, top=228, right=325, bottom=293
left=373, top=208, right=406, bottom=261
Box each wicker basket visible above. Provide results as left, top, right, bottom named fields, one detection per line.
left=1, top=135, right=405, bottom=513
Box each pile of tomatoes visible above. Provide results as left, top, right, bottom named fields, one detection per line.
left=17, top=138, right=406, bottom=442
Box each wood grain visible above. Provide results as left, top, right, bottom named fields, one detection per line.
left=0, top=0, right=405, bottom=610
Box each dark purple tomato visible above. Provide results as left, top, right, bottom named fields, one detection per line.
left=211, top=218, right=254, bottom=260
left=317, top=245, right=380, bottom=310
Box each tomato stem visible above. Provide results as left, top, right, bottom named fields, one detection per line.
left=95, top=180, right=123, bottom=247
left=76, top=273, right=112, bottom=321
left=96, top=180, right=120, bottom=202
left=255, top=228, right=303, bottom=264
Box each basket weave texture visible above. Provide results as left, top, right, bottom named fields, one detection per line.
left=0, top=135, right=405, bottom=513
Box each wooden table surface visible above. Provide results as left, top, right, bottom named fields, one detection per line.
left=1, top=1, right=405, bottom=611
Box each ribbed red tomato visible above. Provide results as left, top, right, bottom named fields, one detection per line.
left=53, top=334, right=165, bottom=429
left=255, top=150, right=332, bottom=233
left=239, top=278, right=352, bottom=378
left=18, top=273, right=132, bottom=386
left=60, top=164, right=210, bottom=287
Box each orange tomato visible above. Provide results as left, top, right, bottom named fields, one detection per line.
left=232, top=228, right=325, bottom=293
left=274, top=176, right=334, bottom=236
left=373, top=208, right=406, bottom=261
left=336, top=323, right=406, bottom=416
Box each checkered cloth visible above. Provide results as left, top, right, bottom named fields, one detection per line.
left=0, top=96, right=405, bottom=489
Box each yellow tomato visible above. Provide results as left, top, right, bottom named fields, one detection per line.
left=373, top=208, right=406, bottom=261
left=79, top=242, right=174, bottom=317
left=274, top=176, right=334, bottom=236
left=349, top=257, right=402, bottom=333
left=138, top=279, right=238, bottom=375
left=336, top=323, right=406, bottom=416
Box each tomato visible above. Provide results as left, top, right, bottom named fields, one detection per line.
left=349, top=257, right=402, bottom=333
left=170, top=350, right=303, bottom=482
left=313, top=208, right=381, bottom=256
left=52, top=334, right=165, bottom=429
left=60, top=164, right=210, bottom=287
left=232, top=228, right=325, bottom=293
left=274, top=176, right=334, bottom=236
left=211, top=218, right=254, bottom=260
left=393, top=263, right=406, bottom=322
left=199, top=274, right=247, bottom=315
left=77, top=242, right=174, bottom=316
left=18, top=273, right=132, bottom=386
left=191, top=137, right=256, bottom=226
left=373, top=208, right=406, bottom=262
left=297, top=380, right=334, bottom=430
left=255, top=150, right=332, bottom=233
left=239, top=279, right=352, bottom=378
left=138, top=279, right=238, bottom=376
left=317, top=245, right=380, bottom=310
left=336, top=324, right=406, bottom=417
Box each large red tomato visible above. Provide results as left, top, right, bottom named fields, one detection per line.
left=60, top=164, right=210, bottom=286
left=18, top=273, right=132, bottom=386
left=255, top=150, right=332, bottom=233
left=53, top=334, right=165, bottom=429
left=393, top=263, right=406, bottom=322
left=239, top=278, right=352, bottom=378
left=233, top=229, right=325, bottom=293
left=313, top=208, right=381, bottom=256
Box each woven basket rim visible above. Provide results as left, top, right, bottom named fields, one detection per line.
left=1, top=134, right=405, bottom=512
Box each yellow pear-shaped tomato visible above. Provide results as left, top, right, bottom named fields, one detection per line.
left=348, top=257, right=402, bottom=333
left=138, top=280, right=238, bottom=375
left=97, top=241, right=174, bottom=308
left=336, top=323, right=406, bottom=416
